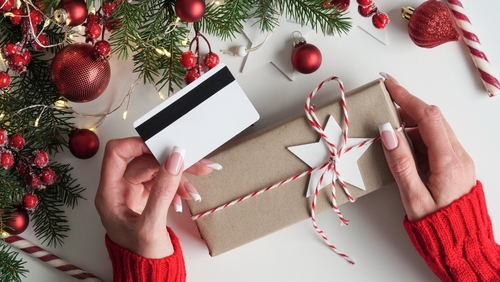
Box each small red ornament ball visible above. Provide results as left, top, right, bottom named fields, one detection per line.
left=291, top=43, right=322, bottom=74
left=32, top=33, right=49, bottom=51
left=358, top=4, right=376, bottom=17
left=51, top=43, right=111, bottom=103
left=0, top=150, right=14, bottom=169
left=22, top=193, right=38, bottom=211
left=69, top=129, right=100, bottom=159
left=0, top=71, right=10, bottom=89
left=184, top=68, right=200, bottom=84
left=356, top=0, right=372, bottom=6
left=40, top=167, right=57, bottom=185
left=175, top=0, right=206, bottom=22
left=9, top=8, right=23, bottom=25
left=4, top=207, right=29, bottom=235
left=31, top=150, right=49, bottom=168
left=94, top=40, right=111, bottom=57
left=372, top=11, right=389, bottom=29
left=56, top=0, right=88, bottom=26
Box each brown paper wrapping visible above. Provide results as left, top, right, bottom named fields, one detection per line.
left=185, top=79, right=404, bottom=256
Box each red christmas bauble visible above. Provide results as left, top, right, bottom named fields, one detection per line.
left=69, top=129, right=100, bottom=159
left=51, top=43, right=111, bottom=103
left=55, top=0, right=88, bottom=26
left=291, top=43, right=322, bottom=74
left=4, top=207, right=29, bottom=235
left=175, top=0, right=206, bottom=22
left=405, top=1, right=460, bottom=48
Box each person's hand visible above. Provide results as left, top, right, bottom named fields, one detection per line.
left=94, top=137, right=214, bottom=258
left=378, top=74, right=476, bottom=221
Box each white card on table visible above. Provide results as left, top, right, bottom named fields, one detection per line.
left=134, top=64, right=260, bottom=170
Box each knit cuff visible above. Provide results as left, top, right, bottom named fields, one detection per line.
left=105, top=227, right=186, bottom=282
left=404, top=181, right=500, bottom=282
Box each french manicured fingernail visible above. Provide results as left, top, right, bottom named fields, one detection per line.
left=174, top=195, right=182, bottom=213
left=184, top=181, right=202, bottom=202
left=379, top=122, right=398, bottom=150
left=199, top=159, right=222, bottom=170
left=166, top=146, right=185, bottom=175
left=379, top=72, right=400, bottom=85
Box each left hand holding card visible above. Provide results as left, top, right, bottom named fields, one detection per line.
left=134, top=64, right=260, bottom=169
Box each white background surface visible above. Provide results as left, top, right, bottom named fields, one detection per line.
left=15, top=1, right=499, bottom=281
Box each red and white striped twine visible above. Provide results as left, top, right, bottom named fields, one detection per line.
left=2, top=233, right=101, bottom=281
left=446, top=0, right=500, bottom=97
left=192, top=76, right=386, bottom=264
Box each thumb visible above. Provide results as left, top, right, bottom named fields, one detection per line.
left=378, top=123, right=432, bottom=218
left=142, top=146, right=185, bottom=224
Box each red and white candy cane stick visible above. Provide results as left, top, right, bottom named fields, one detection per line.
left=1, top=233, right=101, bottom=281
left=446, top=0, right=500, bottom=97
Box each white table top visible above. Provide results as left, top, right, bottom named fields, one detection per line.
left=18, top=1, right=499, bottom=281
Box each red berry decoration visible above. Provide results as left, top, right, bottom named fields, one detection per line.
left=404, top=1, right=460, bottom=48
left=9, top=54, right=27, bottom=69
left=32, top=33, right=49, bottom=51
left=175, top=0, right=206, bottom=22
left=0, top=128, right=7, bottom=147
left=331, top=0, right=350, bottom=11
left=21, top=49, right=32, bottom=64
left=180, top=51, right=197, bottom=69
left=9, top=133, right=25, bottom=151
left=16, top=162, right=29, bottom=176
left=2, top=42, right=18, bottom=58
left=4, top=207, right=30, bottom=235
left=40, top=167, right=57, bottom=185
left=68, top=129, right=100, bottom=159
left=31, top=150, right=49, bottom=168
left=9, top=8, right=23, bottom=25
left=0, top=150, right=14, bottom=169
left=203, top=52, right=219, bottom=69
left=358, top=4, right=376, bottom=17
left=86, top=12, right=101, bottom=23
left=85, top=22, right=102, bottom=40
left=184, top=68, right=201, bottom=84
left=26, top=174, right=42, bottom=189
left=94, top=40, right=111, bottom=57
left=372, top=11, right=389, bottom=29
left=29, top=9, right=44, bottom=25
left=55, top=0, right=88, bottom=26
left=356, top=0, right=372, bottom=6
left=51, top=43, right=111, bottom=102
left=291, top=41, right=322, bottom=74
left=0, top=0, right=14, bottom=12
left=0, top=72, right=10, bottom=89
left=22, top=193, right=38, bottom=211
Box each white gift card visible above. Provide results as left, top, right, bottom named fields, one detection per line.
left=134, top=64, right=260, bottom=169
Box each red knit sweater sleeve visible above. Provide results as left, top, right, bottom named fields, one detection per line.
left=404, top=181, right=500, bottom=282
left=105, top=227, right=186, bottom=282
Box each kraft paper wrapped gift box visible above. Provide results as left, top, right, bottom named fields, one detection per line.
left=185, top=78, right=405, bottom=256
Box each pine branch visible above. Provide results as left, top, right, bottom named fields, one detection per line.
left=31, top=195, right=69, bottom=247
left=0, top=242, right=28, bottom=282
left=200, top=1, right=253, bottom=40
left=248, top=0, right=280, bottom=32
left=46, top=163, right=86, bottom=209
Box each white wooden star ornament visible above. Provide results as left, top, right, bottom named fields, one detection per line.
left=288, top=115, right=373, bottom=197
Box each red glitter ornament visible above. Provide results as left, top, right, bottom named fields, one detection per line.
left=51, top=43, right=111, bottom=102
left=403, top=1, right=460, bottom=48
left=54, top=0, right=88, bottom=26
left=175, top=0, right=206, bottom=22
left=4, top=207, right=30, bottom=235
left=291, top=38, right=322, bottom=74
left=68, top=129, right=100, bottom=159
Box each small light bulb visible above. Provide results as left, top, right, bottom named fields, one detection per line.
left=158, top=91, right=165, bottom=100
left=181, top=38, right=188, bottom=45
left=54, top=100, right=67, bottom=108
left=122, top=111, right=128, bottom=120
left=44, top=19, right=51, bottom=28
left=65, top=18, right=71, bottom=26
left=4, top=12, right=14, bottom=17
left=91, top=7, right=96, bottom=14
left=69, top=34, right=74, bottom=39
left=88, top=127, right=95, bottom=132
left=163, top=49, right=171, bottom=58
left=155, top=48, right=165, bottom=55
left=0, top=112, right=5, bottom=120
left=34, top=118, right=40, bottom=127
left=215, top=0, right=220, bottom=4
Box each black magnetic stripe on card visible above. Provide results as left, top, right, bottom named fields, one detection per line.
left=136, top=66, right=235, bottom=141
